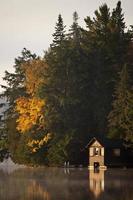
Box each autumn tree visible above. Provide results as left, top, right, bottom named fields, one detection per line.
left=16, top=97, right=45, bottom=133
left=15, top=58, right=52, bottom=161
left=22, top=59, right=48, bottom=96
left=0, top=49, right=37, bottom=163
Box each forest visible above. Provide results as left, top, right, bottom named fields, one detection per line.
left=0, top=1, right=133, bottom=165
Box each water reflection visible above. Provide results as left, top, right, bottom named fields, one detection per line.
left=0, top=160, right=132, bottom=200
left=89, top=170, right=104, bottom=198
left=27, top=180, right=50, bottom=200
left=63, top=167, right=70, bottom=174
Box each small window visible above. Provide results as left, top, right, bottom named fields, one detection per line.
left=94, top=148, right=99, bottom=156
left=113, top=149, right=120, bottom=157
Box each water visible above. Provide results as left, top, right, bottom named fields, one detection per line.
left=0, top=159, right=133, bottom=200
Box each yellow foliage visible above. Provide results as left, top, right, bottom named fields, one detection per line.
left=27, top=133, right=52, bottom=153
left=21, top=59, right=48, bottom=96
left=16, top=97, right=45, bottom=133
left=15, top=58, right=51, bottom=152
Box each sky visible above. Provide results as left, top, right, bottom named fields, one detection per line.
left=0, top=0, right=132, bottom=91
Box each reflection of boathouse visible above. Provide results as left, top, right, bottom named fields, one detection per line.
left=86, top=138, right=107, bottom=170
left=89, top=170, right=105, bottom=198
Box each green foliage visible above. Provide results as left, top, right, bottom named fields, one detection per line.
left=52, top=14, right=66, bottom=47
left=83, top=1, right=131, bottom=135
left=47, top=134, right=73, bottom=166
left=108, top=65, right=133, bottom=145
left=0, top=128, right=8, bottom=161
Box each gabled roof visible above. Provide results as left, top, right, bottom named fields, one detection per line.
left=85, top=137, right=123, bottom=149
left=85, top=137, right=103, bottom=148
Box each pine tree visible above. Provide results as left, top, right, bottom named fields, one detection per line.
left=43, top=14, right=67, bottom=131
left=68, top=11, right=81, bottom=45
left=66, top=12, right=91, bottom=136
left=84, top=3, right=113, bottom=134
left=109, top=1, right=131, bottom=65
left=108, top=65, right=133, bottom=145
left=83, top=1, right=131, bottom=135
left=43, top=13, right=88, bottom=164
left=52, top=14, right=66, bottom=47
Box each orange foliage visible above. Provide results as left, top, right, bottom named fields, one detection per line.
left=27, top=133, right=52, bottom=153
left=15, top=59, right=51, bottom=152
left=16, top=97, right=45, bottom=133
left=22, top=59, right=48, bottom=96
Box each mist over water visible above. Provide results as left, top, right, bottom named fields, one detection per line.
left=0, top=159, right=133, bottom=200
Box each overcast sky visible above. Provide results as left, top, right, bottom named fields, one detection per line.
left=0, top=0, right=132, bottom=91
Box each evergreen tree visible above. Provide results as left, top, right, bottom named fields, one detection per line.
left=40, top=15, right=74, bottom=164
left=68, top=11, right=81, bottom=45
left=1, top=48, right=37, bottom=105
left=52, top=14, right=66, bottom=47
left=108, top=65, right=133, bottom=145
left=83, top=1, right=131, bottom=135
left=109, top=1, right=130, bottom=65
left=43, top=12, right=89, bottom=164
left=42, top=14, right=67, bottom=132
left=84, top=3, right=113, bottom=135
left=66, top=12, right=91, bottom=137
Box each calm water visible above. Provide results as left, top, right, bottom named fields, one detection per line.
left=0, top=159, right=133, bottom=200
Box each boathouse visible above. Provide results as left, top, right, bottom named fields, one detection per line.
left=86, top=137, right=107, bottom=170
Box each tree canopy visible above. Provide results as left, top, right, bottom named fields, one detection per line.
left=0, top=1, right=133, bottom=165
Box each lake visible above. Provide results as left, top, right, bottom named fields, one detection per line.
left=0, top=159, right=133, bottom=200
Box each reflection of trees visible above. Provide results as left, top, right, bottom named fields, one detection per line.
left=0, top=168, right=51, bottom=200
left=0, top=169, right=27, bottom=200
left=0, top=168, right=90, bottom=200
left=27, top=180, right=50, bottom=200
left=0, top=167, right=132, bottom=200
left=34, top=168, right=89, bottom=200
